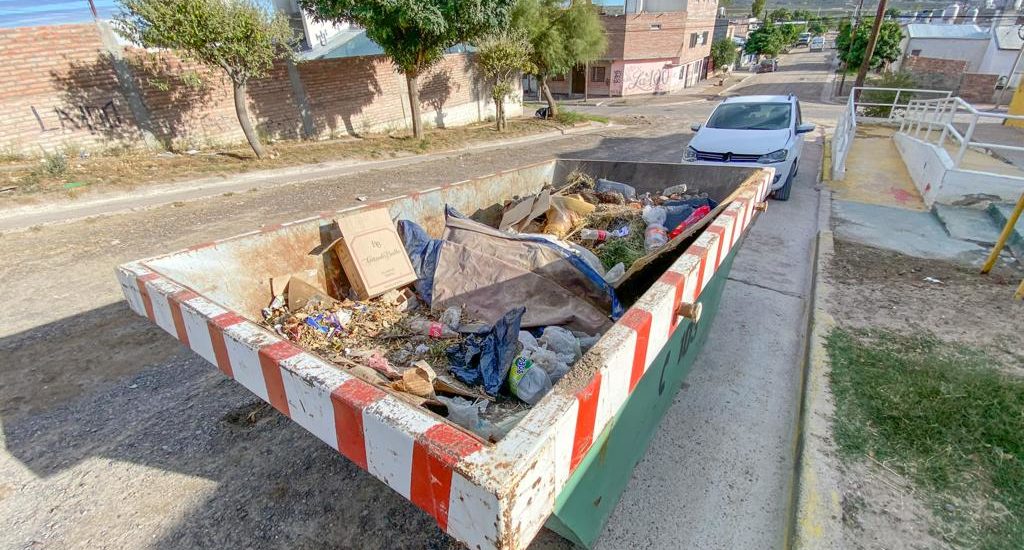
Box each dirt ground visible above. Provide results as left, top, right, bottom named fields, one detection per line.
left=827, top=239, right=1024, bottom=368
left=0, top=115, right=686, bottom=550
left=824, top=238, right=1024, bottom=548
left=0, top=117, right=581, bottom=203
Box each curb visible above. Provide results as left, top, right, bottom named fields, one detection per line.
left=0, top=121, right=614, bottom=233
left=790, top=229, right=844, bottom=549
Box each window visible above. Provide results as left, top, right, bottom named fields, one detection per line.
left=650, top=24, right=662, bottom=31
left=690, top=33, right=699, bottom=47
left=706, top=102, right=793, bottom=130
left=591, top=66, right=606, bottom=83
left=701, top=31, right=709, bottom=45
left=910, top=49, right=922, bottom=56
left=551, top=74, right=565, bottom=82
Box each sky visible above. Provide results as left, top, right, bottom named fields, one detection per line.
left=0, top=0, right=118, bottom=28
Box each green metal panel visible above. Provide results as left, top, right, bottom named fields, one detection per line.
left=545, top=244, right=740, bottom=548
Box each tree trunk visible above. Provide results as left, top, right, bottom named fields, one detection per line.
left=540, top=76, right=558, bottom=118
left=233, top=81, right=266, bottom=160
left=406, top=73, right=423, bottom=139
left=494, top=92, right=504, bottom=131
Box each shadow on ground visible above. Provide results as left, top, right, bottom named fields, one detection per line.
left=1, top=132, right=699, bottom=549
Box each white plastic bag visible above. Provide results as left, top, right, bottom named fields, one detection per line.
left=540, top=326, right=581, bottom=364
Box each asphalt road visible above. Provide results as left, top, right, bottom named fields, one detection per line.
left=0, top=49, right=840, bottom=549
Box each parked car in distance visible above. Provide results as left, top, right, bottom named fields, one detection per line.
left=809, top=36, right=825, bottom=51
left=755, top=58, right=778, bottom=73
left=796, top=32, right=811, bottom=46
left=682, top=95, right=816, bottom=201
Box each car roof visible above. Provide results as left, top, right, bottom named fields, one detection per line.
left=721, top=95, right=795, bottom=104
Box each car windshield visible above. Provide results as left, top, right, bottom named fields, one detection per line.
left=705, top=102, right=792, bottom=130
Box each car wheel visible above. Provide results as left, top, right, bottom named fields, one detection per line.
left=772, top=160, right=797, bottom=201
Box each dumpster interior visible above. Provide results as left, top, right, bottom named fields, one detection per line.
left=144, top=160, right=760, bottom=443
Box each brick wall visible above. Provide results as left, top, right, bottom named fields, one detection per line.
left=903, top=56, right=998, bottom=104
left=0, top=23, right=513, bottom=155
left=959, top=73, right=997, bottom=104
left=0, top=24, right=142, bottom=153
left=902, top=55, right=968, bottom=93
left=620, top=13, right=688, bottom=61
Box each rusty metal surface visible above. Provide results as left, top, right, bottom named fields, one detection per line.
left=125, top=159, right=771, bottom=550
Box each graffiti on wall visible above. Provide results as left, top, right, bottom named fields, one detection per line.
left=623, top=66, right=673, bottom=93
left=32, top=100, right=124, bottom=133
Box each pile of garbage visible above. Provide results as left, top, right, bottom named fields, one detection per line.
left=257, top=170, right=714, bottom=442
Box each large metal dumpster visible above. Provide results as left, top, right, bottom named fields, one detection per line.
left=116, top=159, right=771, bottom=549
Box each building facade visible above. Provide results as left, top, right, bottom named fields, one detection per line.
left=546, top=0, right=720, bottom=97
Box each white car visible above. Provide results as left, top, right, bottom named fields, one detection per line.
left=682, top=95, right=815, bottom=200
left=809, top=36, right=825, bottom=52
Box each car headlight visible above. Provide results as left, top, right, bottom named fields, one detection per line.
left=757, top=149, right=788, bottom=164
left=683, top=146, right=698, bottom=162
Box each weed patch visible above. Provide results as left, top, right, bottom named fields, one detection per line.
left=828, top=328, right=1024, bottom=548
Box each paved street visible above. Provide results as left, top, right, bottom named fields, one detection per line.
left=0, top=50, right=840, bottom=549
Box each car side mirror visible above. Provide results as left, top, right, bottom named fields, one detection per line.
left=796, top=123, right=815, bottom=134
left=690, top=123, right=702, bottom=132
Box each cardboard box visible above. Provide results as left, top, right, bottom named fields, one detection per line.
left=331, top=209, right=417, bottom=299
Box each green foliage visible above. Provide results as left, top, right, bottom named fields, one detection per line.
left=750, top=0, right=765, bottom=18
left=554, top=110, right=608, bottom=125
left=791, top=9, right=812, bottom=21
left=115, top=0, right=293, bottom=84
left=41, top=151, right=69, bottom=177
left=828, top=328, right=1024, bottom=549
left=779, top=22, right=803, bottom=44
left=710, top=38, right=737, bottom=70
left=745, top=24, right=784, bottom=57
left=767, top=7, right=789, bottom=22
left=300, top=0, right=512, bottom=77
left=808, top=20, right=825, bottom=35
left=476, top=31, right=534, bottom=130
left=836, top=18, right=904, bottom=72
left=514, top=0, right=606, bottom=78
left=884, top=7, right=901, bottom=18
left=859, top=72, right=919, bottom=117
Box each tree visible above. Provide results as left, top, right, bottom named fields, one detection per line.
left=746, top=24, right=784, bottom=58
left=116, top=0, right=292, bottom=159
left=884, top=7, right=901, bottom=18
left=751, top=0, right=766, bottom=18
left=514, top=0, right=606, bottom=118
left=808, top=20, right=826, bottom=35
left=792, top=9, right=813, bottom=21
left=711, top=38, right=737, bottom=72
left=768, top=8, right=790, bottom=23
left=476, top=31, right=535, bottom=131
left=300, top=0, right=514, bottom=139
left=836, top=18, right=903, bottom=72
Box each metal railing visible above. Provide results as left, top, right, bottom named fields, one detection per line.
left=899, top=96, right=1024, bottom=170
left=831, top=87, right=952, bottom=180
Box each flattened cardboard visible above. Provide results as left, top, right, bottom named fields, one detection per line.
left=331, top=209, right=417, bottom=299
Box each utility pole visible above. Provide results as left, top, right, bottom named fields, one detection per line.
left=854, top=0, right=888, bottom=88
left=838, top=0, right=864, bottom=96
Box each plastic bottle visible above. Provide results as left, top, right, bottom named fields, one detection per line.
left=408, top=317, right=459, bottom=338
left=595, top=178, right=637, bottom=200
left=579, top=226, right=630, bottom=242
left=508, top=355, right=553, bottom=405
left=603, top=262, right=625, bottom=284
left=663, top=183, right=688, bottom=195
left=642, top=205, right=669, bottom=252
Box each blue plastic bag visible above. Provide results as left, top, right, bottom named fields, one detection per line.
left=397, top=220, right=443, bottom=305
left=447, top=307, right=526, bottom=396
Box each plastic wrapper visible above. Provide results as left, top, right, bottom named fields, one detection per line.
left=446, top=307, right=525, bottom=396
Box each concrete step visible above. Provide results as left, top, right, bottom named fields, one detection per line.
left=987, top=202, right=1024, bottom=261
left=932, top=203, right=1002, bottom=246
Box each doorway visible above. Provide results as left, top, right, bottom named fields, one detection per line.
left=571, top=65, right=586, bottom=95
